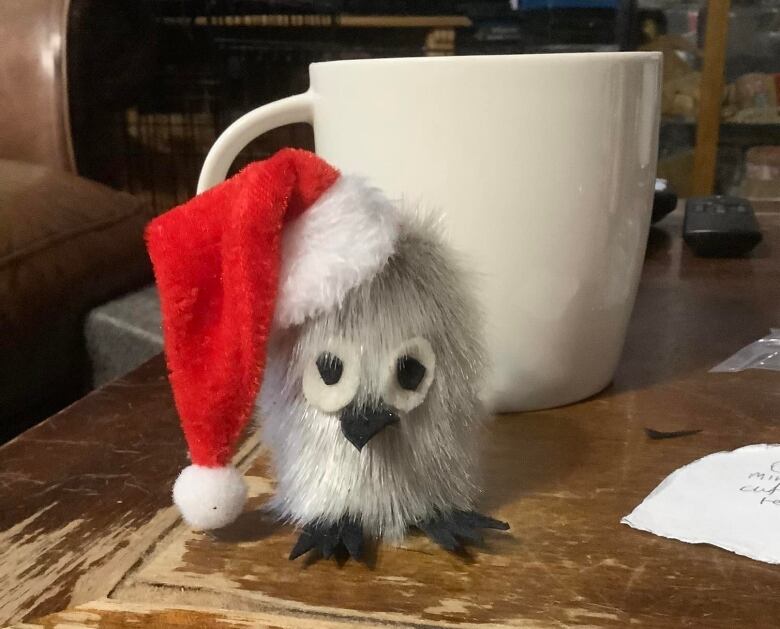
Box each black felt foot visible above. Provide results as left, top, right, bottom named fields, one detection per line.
left=289, top=516, right=364, bottom=561
left=417, top=509, right=509, bottom=552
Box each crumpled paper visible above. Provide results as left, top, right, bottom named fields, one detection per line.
left=622, top=444, right=780, bottom=564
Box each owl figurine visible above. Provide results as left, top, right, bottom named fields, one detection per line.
left=146, top=148, right=508, bottom=562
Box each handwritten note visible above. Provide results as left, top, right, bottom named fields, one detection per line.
left=739, top=460, right=780, bottom=505
left=622, top=444, right=780, bottom=564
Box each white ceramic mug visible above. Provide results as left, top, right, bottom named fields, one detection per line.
left=198, top=52, right=662, bottom=412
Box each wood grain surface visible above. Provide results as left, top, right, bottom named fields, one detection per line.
left=121, top=375, right=780, bottom=627
left=14, top=599, right=370, bottom=629
left=0, top=360, right=184, bottom=625
left=3, top=209, right=780, bottom=628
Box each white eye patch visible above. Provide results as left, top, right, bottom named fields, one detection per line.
left=383, top=337, right=436, bottom=413
left=302, top=341, right=360, bottom=413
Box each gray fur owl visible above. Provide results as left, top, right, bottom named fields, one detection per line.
left=148, top=149, right=508, bottom=563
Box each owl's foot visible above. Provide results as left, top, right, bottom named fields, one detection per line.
left=417, top=509, right=509, bottom=551
left=289, top=516, right=364, bottom=561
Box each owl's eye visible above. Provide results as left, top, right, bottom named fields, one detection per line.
left=316, top=352, right=343, bottom=385
left=302, top=342, right=359, bottom=413
left=383, top=337, right=436, bottom=413
left=396, top=356, right=426, bottom=391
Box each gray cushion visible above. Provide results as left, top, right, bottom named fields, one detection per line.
left=85, top=285, right=162, bottom=387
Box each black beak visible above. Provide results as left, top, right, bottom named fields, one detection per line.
left=340, top=401, right=399, bottom=451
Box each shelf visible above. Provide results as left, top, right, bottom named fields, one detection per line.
left=662, top=118, right=780, bottom=147
left=160, top=14, right=473, bottom=28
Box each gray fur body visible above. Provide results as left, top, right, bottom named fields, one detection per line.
left=257, top=218, right=487, bottom=542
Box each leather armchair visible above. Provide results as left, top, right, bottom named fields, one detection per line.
left=0, top=0, right=75, bottom=171
left=0, top=0, right=152, bottom=440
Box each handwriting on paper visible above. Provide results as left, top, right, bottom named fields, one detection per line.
left=739, top=461, right=780, bottom=506
left=623, top=444, right=780, bottom=564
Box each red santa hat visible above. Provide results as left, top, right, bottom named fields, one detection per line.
left=145, top=148, right=401, bottom=530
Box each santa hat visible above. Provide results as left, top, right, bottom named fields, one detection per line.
left=145, top=148, right=401, bottom=530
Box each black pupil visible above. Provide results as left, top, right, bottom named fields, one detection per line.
left=316, top=353, right=343, bottom=385
left=397, top=356, right=426, bottom=391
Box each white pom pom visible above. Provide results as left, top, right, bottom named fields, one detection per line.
left=172, top=465, right=247, bottom=530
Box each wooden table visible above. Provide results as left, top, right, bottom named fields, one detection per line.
left=3, top=208, right=780, bottom=628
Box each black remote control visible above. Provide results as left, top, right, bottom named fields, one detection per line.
left=683, top=196, right=762, bottom=257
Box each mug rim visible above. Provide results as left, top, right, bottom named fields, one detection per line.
left=311, top=51, right=661, bottom=70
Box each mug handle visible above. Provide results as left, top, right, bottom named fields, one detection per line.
left=197, top=92, right=314, bottom=194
